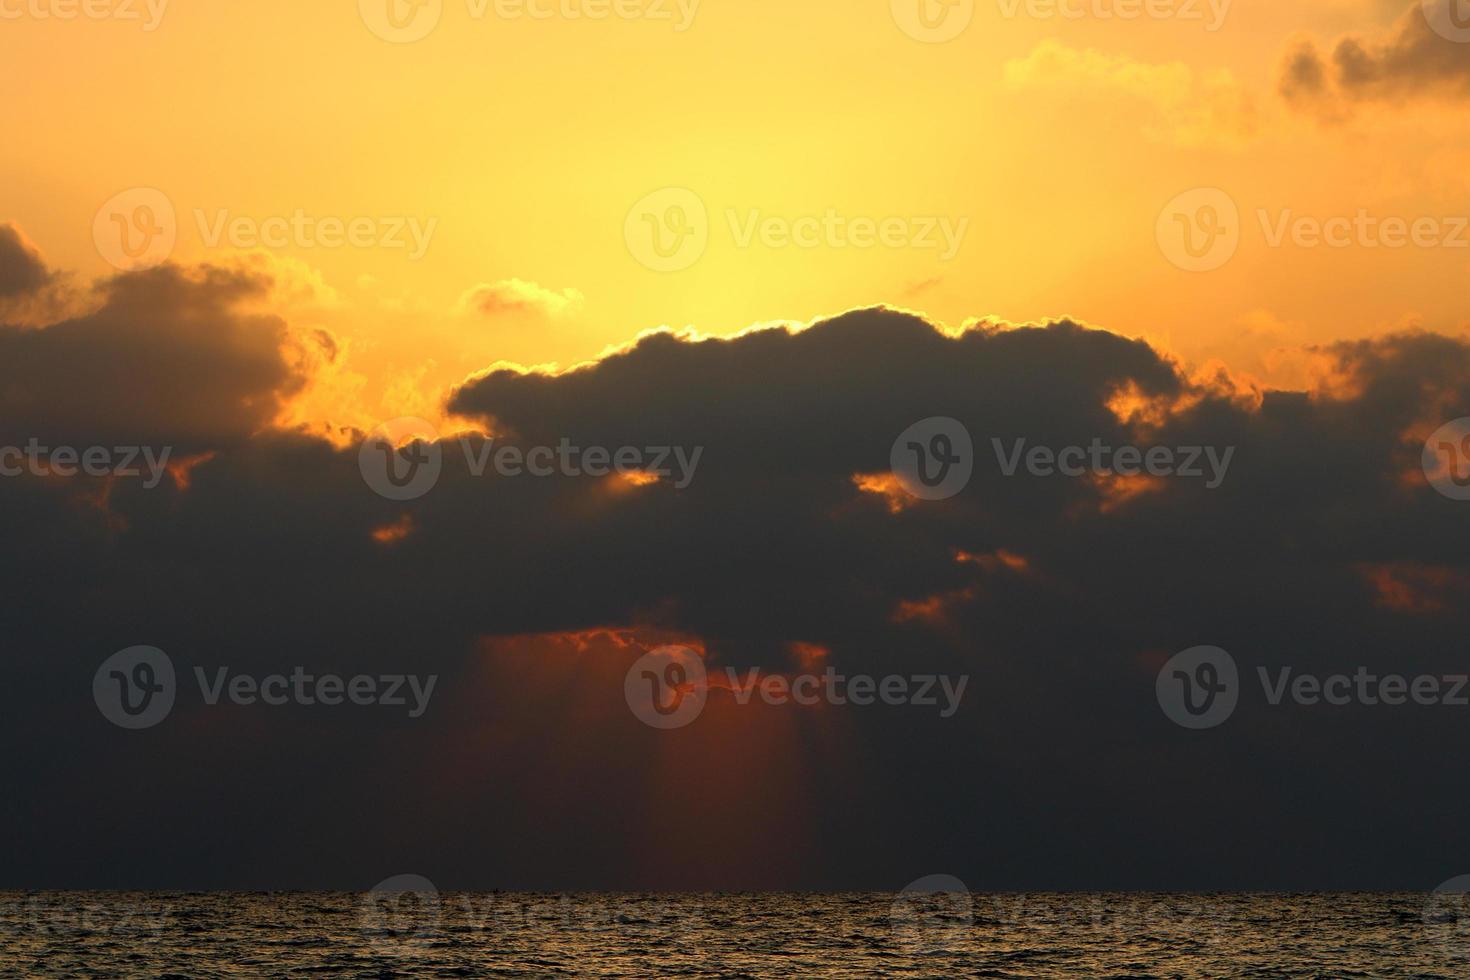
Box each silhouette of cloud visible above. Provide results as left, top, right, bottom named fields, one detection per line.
left=1281, top=2, right=1470, bottom=119
left=3, top=257, right=1470, bottom=890
left=0, top=222, right=51, bottom=299
left=0, top=258, right=312, bottom=450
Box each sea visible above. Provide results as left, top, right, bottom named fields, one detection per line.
left=2, top=890, right=1468, bottom=977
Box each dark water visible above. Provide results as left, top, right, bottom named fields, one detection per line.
left=4, top=891, right=1470, bottom=978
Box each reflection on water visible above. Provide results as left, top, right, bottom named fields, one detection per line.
left=2, top=891, right=1468, bottom=978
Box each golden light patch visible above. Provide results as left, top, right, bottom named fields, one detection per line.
left=954, top=548, right=1031, bottom=574
left=1357, top=562, right=1470, bottom=615
left=370, top=513, right=415, bottom=545
left=167, top=452, right=217, bottom=492
left=852, top=472, right=917, bottom=514
left=1091, top=472, right=1168, bottom=514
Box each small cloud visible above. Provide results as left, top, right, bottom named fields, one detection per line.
left=1004, top=40, right=1256, bottom=150
left=1280, top=2, right=1470, bottom=121
left=0, top=223, right=51, bottom=299
left=457, top=279, right=585, bottom=319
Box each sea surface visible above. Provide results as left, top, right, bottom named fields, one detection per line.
left=3, top=891, right=1468, bottom=978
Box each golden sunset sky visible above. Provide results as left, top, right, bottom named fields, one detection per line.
left=3, top=0, right=1467, bottom=429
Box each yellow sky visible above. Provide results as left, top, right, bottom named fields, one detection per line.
left=3, top=0, right=1467, bottom=429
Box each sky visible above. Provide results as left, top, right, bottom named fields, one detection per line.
left=4, top=0, right=1469, bottom=425
left=3, top=0, right=1470, bottom=891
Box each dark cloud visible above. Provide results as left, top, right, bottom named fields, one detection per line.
left=1281, top=2, right=1470, bottom=119
left=3, top=284, right=1470, bottom=890
left=0, top=260, right=309, bottom=451
left=0, top=222, right=52, bottom=299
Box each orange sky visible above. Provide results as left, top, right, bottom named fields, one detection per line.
left=3, top=0, right=1467, bottom=431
